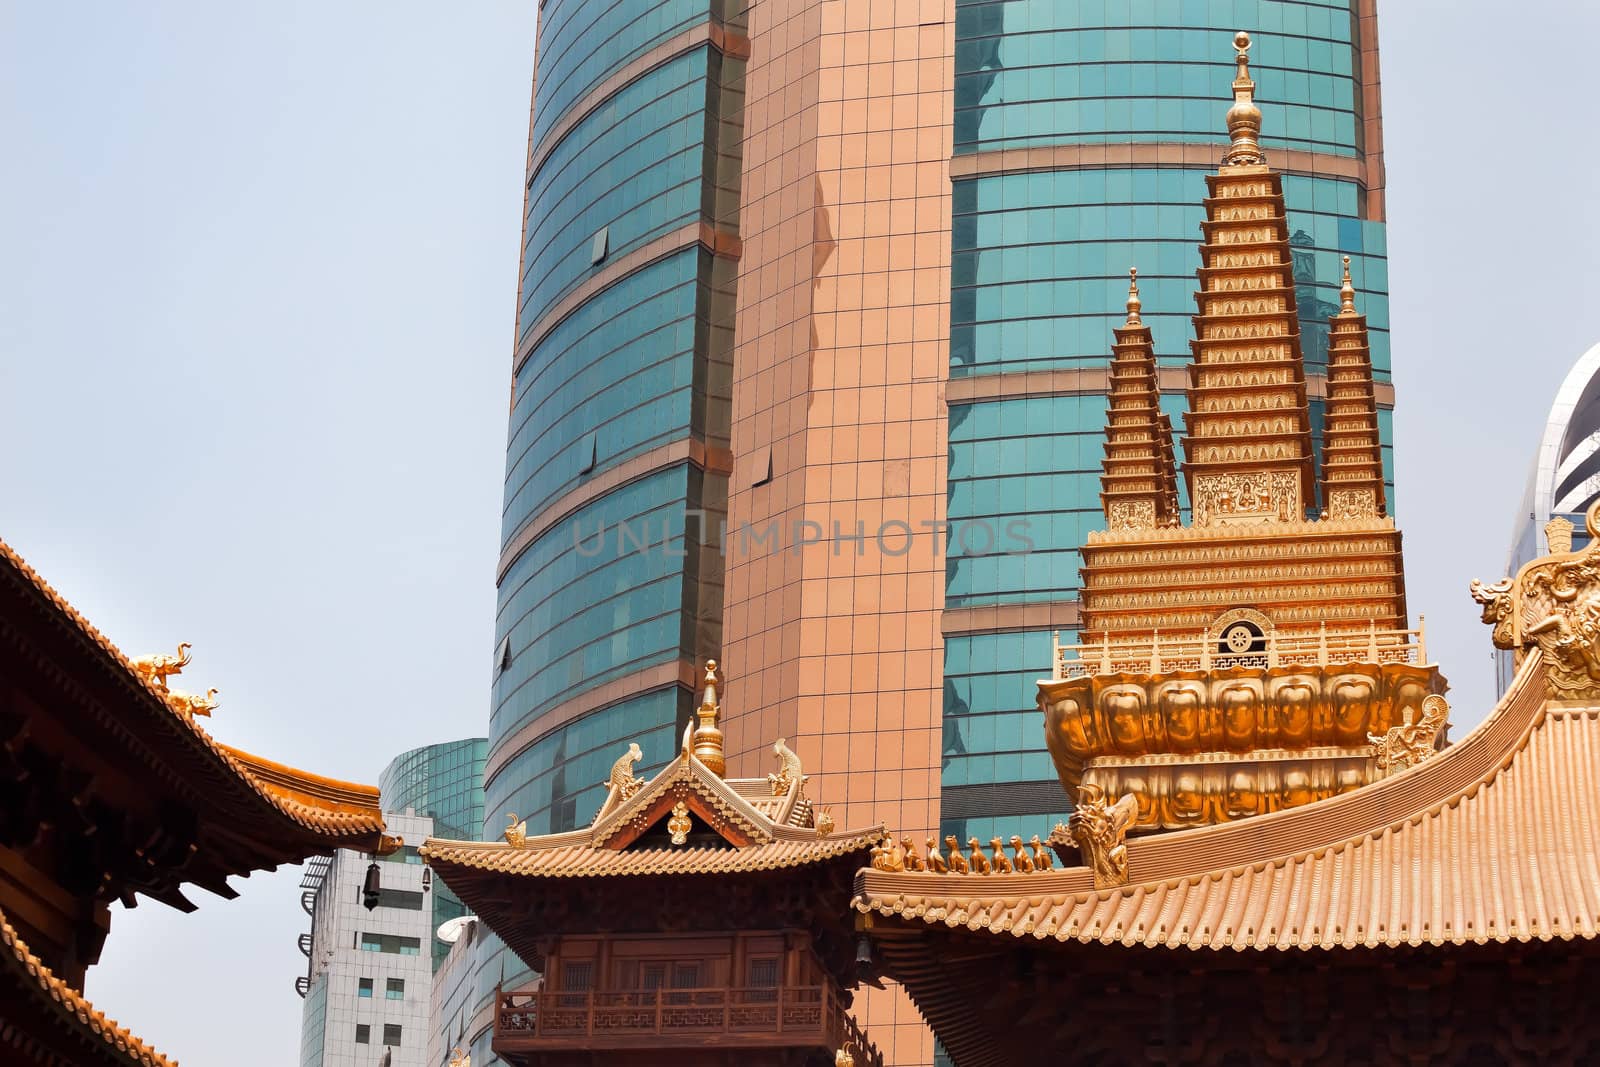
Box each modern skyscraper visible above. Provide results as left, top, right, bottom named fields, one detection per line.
left=378, top=738, right=488, bottom=969
left=478, top=3, right=1393, bottom=1064
left=1499, top=340, right=1600, bottom=691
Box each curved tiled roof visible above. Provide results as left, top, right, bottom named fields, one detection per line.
left=0, top=537, right=384, bottom=845
left=857, top=650, right=1600, bottom=951
left=424, top=827, right=884, bottom=879
left=1, top=905, right=174, bottom=1067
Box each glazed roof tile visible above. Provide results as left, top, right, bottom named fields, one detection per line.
left=423, top=826, right=884, bottom=879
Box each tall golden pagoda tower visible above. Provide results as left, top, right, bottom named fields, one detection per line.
left=1039, top=33, right=1445, bottom=830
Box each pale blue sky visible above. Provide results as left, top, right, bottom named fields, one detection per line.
left=2, top=2, right=1598, bottom=1064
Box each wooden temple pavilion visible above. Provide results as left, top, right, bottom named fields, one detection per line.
left=0, top=538, right=391, bottom=1066
left=423, top=663, right=886, bottom=1067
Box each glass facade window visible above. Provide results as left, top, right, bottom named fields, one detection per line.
left=529, top=0, right=722, bottom=146
left=382, top=1024, right=402, bottom=1047
left=490, top=689, right=681, bottom=836
left=359, top=933, right=422, bottom=956
left=503, top=249, right=729, bottom=541
left=491, top=465, right=722, bottom=746
left=355, top=1025, right=370, bottom=1045
left=357, top=978, right=373, bottom=999
left=955, top=3, right=1362, bottom=156
left=517, top=48, right=740, bottom=345
left=386, top=978, right=405, bottom=1001
left=951, top=169, right=1389, bottom=379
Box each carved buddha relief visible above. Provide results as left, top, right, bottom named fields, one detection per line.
left=1330, top=674, right=1377, bottom=745
left=1269, top=674, right=1317, bottom=749
left=1158, top=681, right=1206, bottom=752
left=1102, top=686, right=1147, bottom=754
left=1216, top=680, right=1263, bottom=751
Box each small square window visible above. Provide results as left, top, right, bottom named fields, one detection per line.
left=358, top=978, right=373, bottom=999
left=355, top=1024, right=370, bottom=1044
left=386, top=978, right=405, bottom=1000
left=382, top=1024, right=402, bottom=1047
left=749, top=445, right=773, bottom=488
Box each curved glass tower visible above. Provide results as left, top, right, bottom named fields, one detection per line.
left=378, top=738, right=487, bottom=972
left=468, top=0, right=745, bottom=1059
left=940, top=1, right=1393, bottom=846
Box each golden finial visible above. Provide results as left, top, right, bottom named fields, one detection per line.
left=691, top=659, right=726, bottom=775
left=1223, top=30, right=1264, bottom=166
left=1125, top=267, right=1142, bottom=325
left=1339, top=255, right=1356, bottom=314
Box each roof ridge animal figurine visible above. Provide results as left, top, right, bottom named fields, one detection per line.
left=926, top=836, right=947, bottom=873
left=503, top=813, right=528, bottom=848
left=945, top=834, right=969, bottom=874
left=967, top=836, right=990, bottom=875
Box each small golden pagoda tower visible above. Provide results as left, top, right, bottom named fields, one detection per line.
left=1039, top=32, right=1445, bottom=830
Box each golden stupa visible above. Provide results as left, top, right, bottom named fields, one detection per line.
left=1039, top=32, right=1446, bottom=830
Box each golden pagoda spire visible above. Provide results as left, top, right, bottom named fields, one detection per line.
left=1180, top=31, right=1314, bottom=527
left=691, top=659, right=726, bottom=775
left=1319, top=256, right=1387, bottom=519
left=1223, top=31, right=1265, bottom=166
left=1100, top=268, right=1179, bottom=531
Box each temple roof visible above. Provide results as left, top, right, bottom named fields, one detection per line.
left=424, top=741, right=882, bottom=881
left=425, top=681, right=883, bottom=978
left=0, top=536, right=387, bottom=852
left=1, top=903, right=174, bottom=1067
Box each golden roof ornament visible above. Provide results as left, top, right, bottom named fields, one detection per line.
left=1124, top=267, right=1142, bottom=326
left=604, top=742, right=644, bottom=802
left=1370, top=693, right=1450, bottom=774
left=767, top=736, right=807, bottom=796
left=131, top=642, right=191, bottom=692
left=1223, top=30, right=1264, bottom=166
left=503, top=813, right=528, bottom=848
left=449, top=1048, right=471, bottom=1067
left=1546, top=515, right=1576, bottom=554
left=1067, top=784, right=1138, bottom=889
left=667, top=801, right=692, bottom=845
left=690, top=659, right=726, bottom=775
left=167, top=687, right=218, bottom=719
left=1339, top=255, right=1357, bottom=314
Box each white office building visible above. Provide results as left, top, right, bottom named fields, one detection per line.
left=298, top=811, right=435, bottom=1067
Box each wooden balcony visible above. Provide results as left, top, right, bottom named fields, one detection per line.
left=494, top=983, right=881, bottom=1066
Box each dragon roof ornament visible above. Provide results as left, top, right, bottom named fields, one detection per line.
left=1474, top=499, right=1600, bottom=699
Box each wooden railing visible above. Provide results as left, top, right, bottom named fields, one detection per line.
left=1053, top=618, right=1427, bottom=680
left=495, top=983, right=881, bottom=1063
